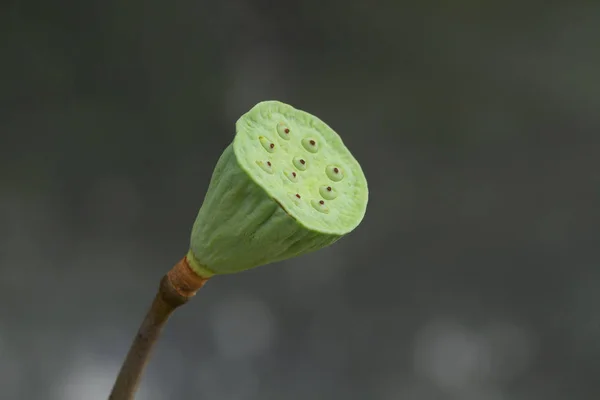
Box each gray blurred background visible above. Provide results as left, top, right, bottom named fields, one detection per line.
left=1, top=1, right=599, bottom=399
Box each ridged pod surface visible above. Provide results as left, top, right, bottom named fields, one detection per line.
left=188, top=101, right=368, bottom=276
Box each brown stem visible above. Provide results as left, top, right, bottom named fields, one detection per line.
left=108, top=256, right=209, bottom=400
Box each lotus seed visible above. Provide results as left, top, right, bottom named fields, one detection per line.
left=259, top=136, right=276, bottom=153
left=319, top=185, right=338, bottom=200
left=302, top=138, right=319, bottom=153
left=311, top=199, right=330, bottom=213
left=293, top=157, right=307, bottom=171
left=286, top=192, right=304, bottom=206
left=256, top=160, right=274, bottom=174
left=284, top=170, right=298, bottom=182
left=276, top=122, right=291, bottom=140
left=326, top=165, right=343, bottom=181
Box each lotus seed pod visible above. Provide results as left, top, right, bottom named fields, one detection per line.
left=187, top=100, right=368, bottom=277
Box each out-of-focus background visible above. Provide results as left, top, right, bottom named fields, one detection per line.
left=1, top=1, right=599, bottom=399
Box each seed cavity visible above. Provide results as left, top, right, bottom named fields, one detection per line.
left=284, top=170, right=298, bottom=183
left=311, top=199, right=330, bottom=213
left=293, top=157, right=307, bottom=171
left=302, top=138, right=319, bottom=153
left=319, top=185, right=338, bottom=200
left=326, top=165, right=344, bottom=181
left=256, top=160, right=274, bottom=174
left=259, top=136, right=276, bottom=153
left=276, top=122, right=291, bottom=140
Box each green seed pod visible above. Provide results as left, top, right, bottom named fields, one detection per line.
left=187, top=100, right=368, bottom=277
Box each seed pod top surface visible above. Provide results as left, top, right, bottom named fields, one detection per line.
left=233, top=101, right=368, bottom=236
